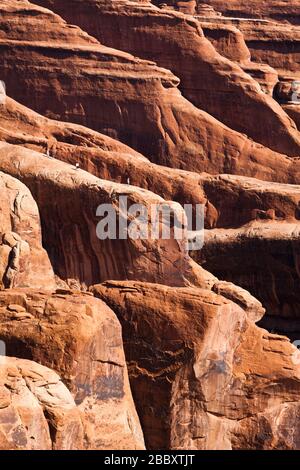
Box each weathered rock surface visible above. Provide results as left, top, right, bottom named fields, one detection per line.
left=192, top=19, right=280, bottom=96
left=199, top=21, right=251, bottom=63
left=4, top=97, right=300, bottom=227
left=275, top=76, right=300, bottom=104
left=283, top=104, right=300, bottom=131
left=2, top=91, right=300, bottom=187
left=233, top=21, right=300, bottom=75
left=0, top=357, right=83, bottom=450
left=1, top=2, right=299, bottom=180
left=0, top=96, right=207, bottom=208
left=34, top=0, right=300, bottom=156
left=196, top=221, right=300, bottom=340
left=92, top=281, right=300, bottom=450
left=198, top=174, right=300, bottom=228
left=1, top=0, right=300, bottom=452
left=0, top=171, right=55, bottom=290
left=192, top=15, right=300, bottom=128
left=3, top=94, right=300, bottom=222
left=0, top=289, right=144, bottom=449
left=240, top=62, right=278, bottom=97
left=195, top=0, right=300, bottom=25
left=0, top=141, right=210, bottom=288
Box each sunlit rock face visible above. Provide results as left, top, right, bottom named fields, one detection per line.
left=92, top=281, right=300, bottom=450
left=33, top=0, right=300, bottom=157
left=194, top=0, right=300, bottom=25
left=0, top=0, right=300, bottom=451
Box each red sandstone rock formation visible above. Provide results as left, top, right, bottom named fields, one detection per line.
left=0, top=96, right=207, bottom=207
left=198, top=174, right=300, bottom=228
left=0, top=141, right=210, bottom=288
left=196, top=221, right=300, bottom=341
left=0, top=0, right=300, bottom=453
left=233, top=21, right=300, bottom=75
left=0, top=357, right=83, bottom=450
left=283, top=104, right=300, bottom=131
left=199, top=21, right=251, bottom=63
left=33, top=0, right=300, bottom=156
left=0, top=171, right=55, bottom=290
left=2, top=91, right=300, bottom=186
left=192, top=175, right=300, bottom=339
left=2, top=94, right=300, bottom=204
left=195, top=0, right=300, bottom=25
left=192, top=20, right=280, bottom=96
left=92, top=281, right=300, bottom=449
left=0, top=289, right=145, bottom=449
left=2, top=1, right=299, bottom=176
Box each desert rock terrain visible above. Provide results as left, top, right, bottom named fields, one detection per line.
left=0, top=0, right=300, bottom=450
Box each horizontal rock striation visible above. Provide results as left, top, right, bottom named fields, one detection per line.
left=33, top=0, right=300, bottom=156
left=0, top=141, right=210, bottom=288
left=194, top=0, right=300, bottom=25
left=0, top=0, right=300, bottom=452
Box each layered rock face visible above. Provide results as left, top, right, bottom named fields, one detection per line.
left=234, top=21, right=300, bottom=75
left=0, top=171, right=55, bottom=290
left=283, top=104, right=300, bottom=131
left=2, top=93, right=300, bottom=185
left=34, top=0, right=300, bottom=157
left=1, top=2, right=299, bottom=179
left=198, top=21, right=251, bottom=63
left=0, top=357, right=83, bottom=450
left=197, top=222, right=300, bottom=340
left=193, top=175, right=300, bottom=339
left=195, top=0, right=300, bottom=25
left=0, top=96, right=208, bottom=208
left=92, top=281, right=300, bottom=450
left=202, top=18, right=300, bottom=124
left=0, top=168, right=146, bottom=449
left=0, top=0, right=300, bottom=452
left=0, top=141, right=208, bottom=288
left=0, top=289, right=144, bottom=449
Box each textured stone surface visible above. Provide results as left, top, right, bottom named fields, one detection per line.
left=198, top=174, right=300, bottom=228
left=92, top=281, right=300, bottom=450
left=34, top=0, right=300, bottom=156
left=199, top=21, right=251, bottom=63
left=283, top=104, right=300, bottom=131
left=0, top=96, right=207, bottom=208
left=0, top=289, right=144, bottom=449
left=194, top=0, right=300, bottom=25
left=1, top=0, right=300, bottom=452
left=0, top=141, right=210, bottom=289
left=2, top=84, right=300, bottom=187
left=196, top=221, right=300, bottom=340
left=0, top=357, right=83, bottom=450
left=0, top=172, right=55, bottom=290
left=235, top=21, right=300, bottom=74
left=1, top=1, right=299, bottom=178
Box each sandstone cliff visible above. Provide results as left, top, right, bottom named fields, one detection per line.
left=92, top=281, right=300, bottom=450
left=0, top=0, right=300, bottom=452
left=33, top=0, right=300, bottom=156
